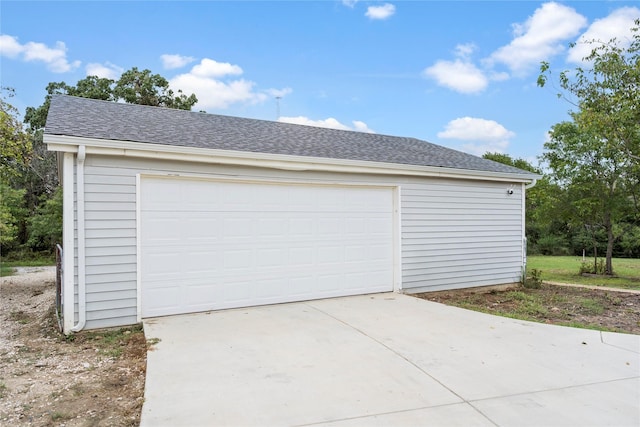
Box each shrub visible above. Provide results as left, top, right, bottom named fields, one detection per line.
left=523, top=268, right=543, bottom=289
left=579, top=258, right=607, bottom=275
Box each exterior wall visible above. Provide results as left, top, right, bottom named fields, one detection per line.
left=401, top=181, right=523, bottom=292
left=68, top=154, right=525, bottom=330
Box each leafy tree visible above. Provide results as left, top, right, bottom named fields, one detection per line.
left=27, top=187, right=62, bottom=251
left=537, top=20, right=640, bottom=273
left=542, top=118, right=633, bottom=274
left=0, top=183, right=26, bottom=254
left=538, top=19, right=640, bottom=162
left=483, top=152, right=539, bottom=174
left=114, top=67, right=197, bottom=110
left=1, top=88, right=32, bottom=181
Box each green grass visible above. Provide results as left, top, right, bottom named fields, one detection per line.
left=1, top=255, right=56, bottom=277
left=0, top=264, right=14, bottom=277
left=527, top=256, right=640, bottom=290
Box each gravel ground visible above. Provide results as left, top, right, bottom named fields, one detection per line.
left=0, top=267, right=146, bottom=426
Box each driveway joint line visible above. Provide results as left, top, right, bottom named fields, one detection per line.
left=292, top=401, right=487, bottom=427
left=466, top=376, right=640, bottom=404
left=599, top=331, right=640, bottom=354
left=304, top=302, right=499, bottom=427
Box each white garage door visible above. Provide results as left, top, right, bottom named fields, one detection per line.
left=140, top=176, right=395, bottom=317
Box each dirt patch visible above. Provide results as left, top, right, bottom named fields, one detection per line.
left=416, top=284, right=640, bottom=335
left=0, top=268, right=147, bottom=426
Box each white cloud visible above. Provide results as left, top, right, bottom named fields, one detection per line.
left=423, top=59, right=488, bottom=94
left=489, top=2, right=587, bottom=75
left=365, top=3, right=395, bottom=20
left=0, top=35, right=22, bottom=57
left=86, top=62, right=123, bottom=79
left=0, top=34, right=80, bottom=72
left=191, top=58, right=243, bottom=78
left=352, top=120, right=374, bottom=133
left=279, top=116, right=375, bottom=133
left=161, top=53, right=196, bottom=69
left=265, top=87, right=293, bottom=98
left=342, top=0, right=358, bottom=8
left=423, top=43, right=489, bottom=93
left=170, top=74, right=266, bottom=110
left=567, top=7, right=640, bottom=63
left=454, top=43, right=477, bottom=59
left=437, top=117, right=515, bottom=155
left=169, top=58, right=286, bottom=110
left=489, top=71, right=510, bottom=82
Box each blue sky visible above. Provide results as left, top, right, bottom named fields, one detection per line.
left=1, top=1, right=638, bottom=163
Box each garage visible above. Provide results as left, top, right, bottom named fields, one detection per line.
left=140, top=176, right=396, bottom=317
left=44, top=95, right=538, bottom=332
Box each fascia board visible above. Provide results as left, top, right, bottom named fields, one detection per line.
left=44, top=134, right=540, bottom=183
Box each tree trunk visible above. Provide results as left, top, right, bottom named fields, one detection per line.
left=605, top=213, right=614, bottom=275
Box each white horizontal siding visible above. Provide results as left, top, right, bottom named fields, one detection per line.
left=81, top=161, right=138, bottom=329
left=71, top=154, right=525, bottom=330
left=400, top=180, right=523, bottom=292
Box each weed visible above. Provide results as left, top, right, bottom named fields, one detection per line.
left=0, top=381, right=7, bottom=398
left=580, top=298, right=605, bottom=315
left=73, top=324, right=143, bottom=359
left=51, top=411, right=71, bottom=421
left=551, top=294, right=569, bottom=304
left=603, top=293, right=622, bottom=305
left=146, top=337, right=161, bottom=346
left=523, top=268, right=543, bottom=289
left=519, top=300, right=549, bottom=317
left=9, top=311, right=31, bottom=324
left=70, top=383, right=85, bottom=397
left=102, top=347, right=123, bottom=359
left=506, top=291, right=531, bottom=301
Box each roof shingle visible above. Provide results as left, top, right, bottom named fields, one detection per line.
left=45, top=95, right=535, bottom=176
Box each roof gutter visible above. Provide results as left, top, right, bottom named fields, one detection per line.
left=44, top=134, right=540, bottom=184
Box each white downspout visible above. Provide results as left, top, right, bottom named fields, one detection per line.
left=62, top=153, right=75, bottom=334
left=71, top=145, right=86, bottom=332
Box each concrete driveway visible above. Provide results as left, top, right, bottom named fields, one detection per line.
left=141, top=293, right=640, bottom=426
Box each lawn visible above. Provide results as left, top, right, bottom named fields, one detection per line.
left=527, top=256, right=640, bottom=290
left=0, top=256, right=55, bottom=277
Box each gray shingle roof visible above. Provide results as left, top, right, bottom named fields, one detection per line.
left=45, top=95, right=535, bottom=177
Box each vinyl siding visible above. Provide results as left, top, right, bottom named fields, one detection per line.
left=81, top=162, right=138, bottom=329
left=70, top=154, right=525, bottom=330
left=401, top=181, right=523, bottom=292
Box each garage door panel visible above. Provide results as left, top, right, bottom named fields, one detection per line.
left=141, top=178, right=394, bottom=317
